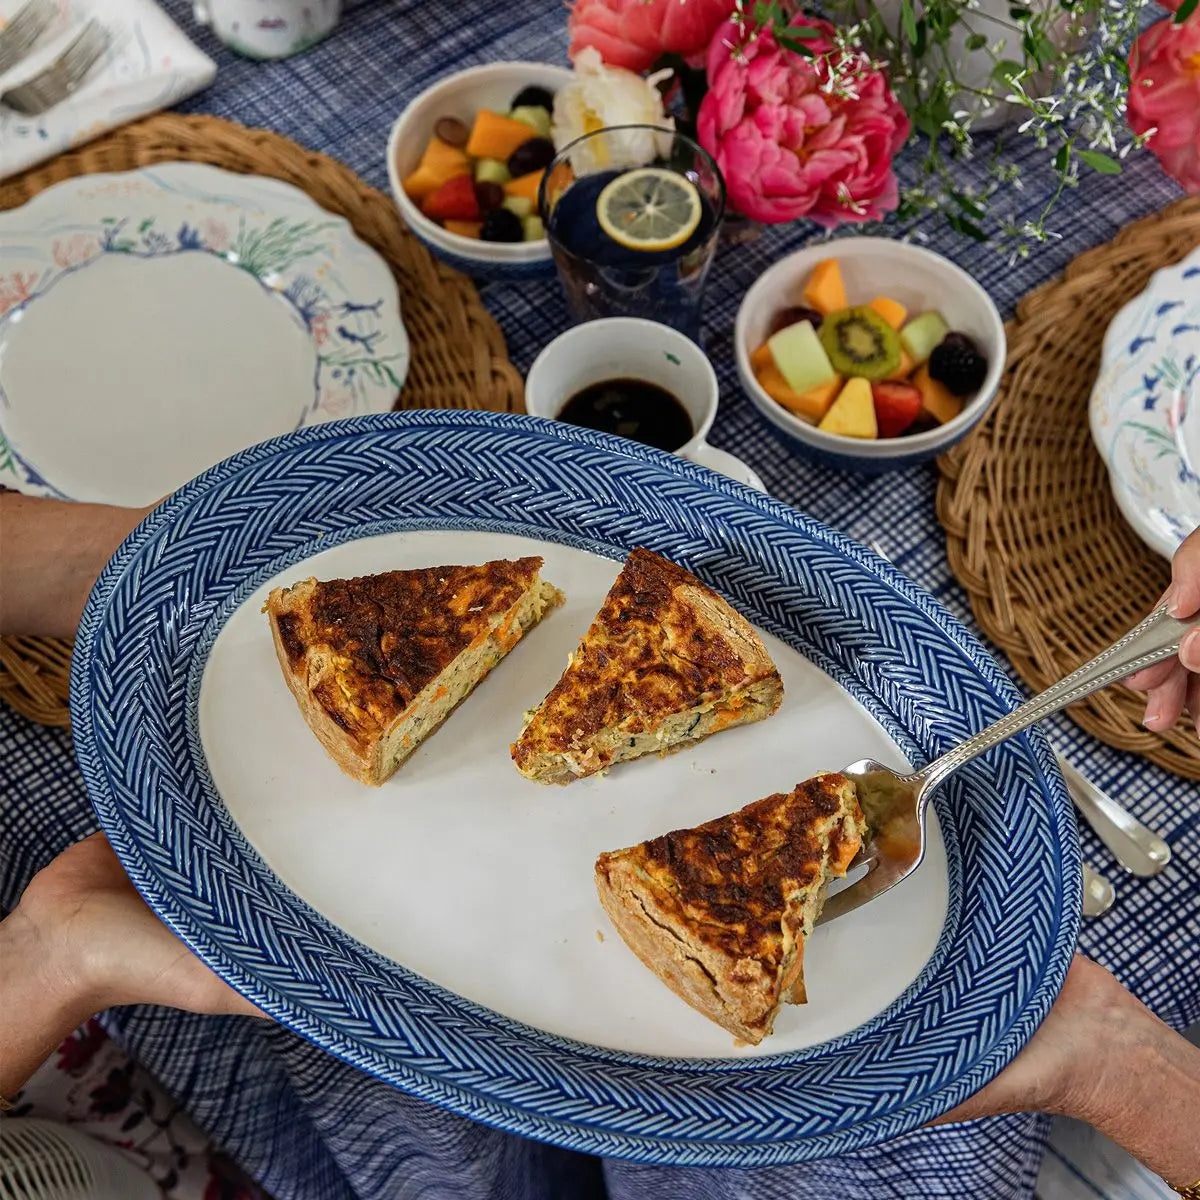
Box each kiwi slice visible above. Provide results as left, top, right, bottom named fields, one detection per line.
left=818, top=307, right=901, bottom=381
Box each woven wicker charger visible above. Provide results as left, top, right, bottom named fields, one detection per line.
left=937, top=196, right=1200, bottom=780
left=0, top=113, right=524, bottom=729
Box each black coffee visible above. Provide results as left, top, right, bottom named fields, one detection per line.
left=557, top=378, right=693, bottom=452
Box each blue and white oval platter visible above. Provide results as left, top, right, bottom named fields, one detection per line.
left=71, top=410, right=1079, bottom=1166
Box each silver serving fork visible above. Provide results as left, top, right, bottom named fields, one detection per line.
left=1, top=19, right=107, bottom=116
left=0, top=0, right=55, bottom=77
left=819, top=603, right=1195, bottom=924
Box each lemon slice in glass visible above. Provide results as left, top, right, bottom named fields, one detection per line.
left=596, top=168, right=703, bottom=253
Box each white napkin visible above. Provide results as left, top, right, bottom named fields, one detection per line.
left=0, top=0, right=216, bottom=181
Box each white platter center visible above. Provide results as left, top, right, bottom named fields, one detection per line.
left=200, top=530, right=947, bottom=1059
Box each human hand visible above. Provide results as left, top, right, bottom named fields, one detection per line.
left=932, top=955, right=1200, bottom=1188
left=1127, top=524, right=1200, bottom=732
left=10, top=832, right=263, bottom=1020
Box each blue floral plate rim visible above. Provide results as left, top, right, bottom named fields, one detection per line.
left=1090, top=245, right=1200, bottom=559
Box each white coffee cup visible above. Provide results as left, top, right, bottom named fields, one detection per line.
left=524, top=318, right=765, bottom=491
left=193, top=0, right=341, bottom=59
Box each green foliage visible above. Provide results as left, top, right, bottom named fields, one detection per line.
left=772, top=0, right=1156, bottom=254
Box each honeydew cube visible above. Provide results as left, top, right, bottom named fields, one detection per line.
left=767, top=320, right=836, bottom=396
left=900, top=312, right=950, bottom=366
left=474, top=158, right=511, bottom=186
left=502, top=195, right=533, bottom=219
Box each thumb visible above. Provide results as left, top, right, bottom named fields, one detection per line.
left=1168, top=525, right=1200, bottom=619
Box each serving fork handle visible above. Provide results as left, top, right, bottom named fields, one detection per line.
left=913, top=604, right=1200, bottom=800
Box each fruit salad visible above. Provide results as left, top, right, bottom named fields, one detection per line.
left=749, top=258, right=990, bottom=440
left=401, top=85, right=555, bottom=243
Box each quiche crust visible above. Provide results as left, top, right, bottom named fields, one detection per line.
left=595, top=773, right=867, bottom=1044
left=265, top=557, right=562, bottom=785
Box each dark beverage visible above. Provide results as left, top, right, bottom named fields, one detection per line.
left=558, top=378, right=693, bottom=451
left=547, top=170, right=719, bottom=341
left=548, top=170, right=718, bottom=268
left=542, top=129, right=725, bottom=343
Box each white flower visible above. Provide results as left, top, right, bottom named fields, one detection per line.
left=551, top=47, right=675, bottom=170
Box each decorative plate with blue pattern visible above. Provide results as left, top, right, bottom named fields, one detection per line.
left=0, top=163, right=407, bottom=507
left=1090, top=246, right=1200, bottom=559
left=71, top=410, right=1079, bottom=1166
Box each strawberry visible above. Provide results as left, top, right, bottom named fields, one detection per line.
left=422, top=174, right=480, bottom=222
left=871, top=380, right=923, bottom=439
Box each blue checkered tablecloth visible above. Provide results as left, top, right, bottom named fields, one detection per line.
left=2, top=1, right=1198, bottom=1197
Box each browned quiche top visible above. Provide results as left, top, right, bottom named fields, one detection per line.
left=597, top=774, right=861, bottom=970
left=513, top=548, right=776, bottom=760
left=270, top=557, right=544, bottom=744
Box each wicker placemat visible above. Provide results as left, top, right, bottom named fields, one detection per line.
left=937, top=197, right=1200, bottom=780
left=0, top=113, right=524, bottom=729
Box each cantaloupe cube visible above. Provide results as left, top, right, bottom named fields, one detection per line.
left=802, top=259, right=847, bottom=316
left=755, top=362, right=842, bottom=423
left=503, top=169, right=545, bottom=210
left=819, top=377, right=877, bottom=438
left=868, top=296, right=907, bottom=330
left=466, top=110, right=539, bottom=161
left=886, top=347, right=916, bottom=380
left=751, top=342, right=774, bottom=372
left=402, top=137, right=471, bottom=201
left=445, top=220, right=483, bottom=238
left=914, top=363, right=964, bottom=425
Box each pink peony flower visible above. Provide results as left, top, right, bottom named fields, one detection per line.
left=697, top=14, right=910, bottom=226
left=1127, top=13, right=1200, bottom=193
left=568, top=0, right=736, bottom=73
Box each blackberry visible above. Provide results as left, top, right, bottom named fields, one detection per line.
left=511, top=85, right=555, bottom=111
left=481, top=208, right=524, bottom=243
left=929, top=332, right=987, bottom=396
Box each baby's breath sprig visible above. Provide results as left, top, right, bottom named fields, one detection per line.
left=811, top=0, right=1156, bottom=255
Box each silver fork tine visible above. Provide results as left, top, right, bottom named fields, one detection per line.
left=2, top=19, right=107, bottom=115
left=44, top=19, right=104, bottom=78
left=0, top=0, right=56, bottom=75
left=45, top=21, right=103, bottom=82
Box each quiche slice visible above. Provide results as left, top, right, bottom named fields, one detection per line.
left=264, top=557, right=562, bottom=786
left=595, top=773, right=867, bottom=1044
left=510, top=548, right=783, bottom=784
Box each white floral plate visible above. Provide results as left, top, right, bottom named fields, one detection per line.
left=1089, top=246, right=1200, bottom=560
left=0, top=163, right=408, bottom=507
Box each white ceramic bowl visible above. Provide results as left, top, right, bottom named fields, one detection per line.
left=734, top=238, right=1006, bottom=471
left=524, top=317, right=766, bottom=490
left=386, top=61, right=572, bottom=282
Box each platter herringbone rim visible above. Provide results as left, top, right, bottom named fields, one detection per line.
left=71, top=408, right=1080, bottom=1165
left=936, top=196, right=1200, bottom=780
left=0, top=112, right=523, bottom=731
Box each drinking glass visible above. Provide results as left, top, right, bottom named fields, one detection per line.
left=539, top=126, right=726, bottom=343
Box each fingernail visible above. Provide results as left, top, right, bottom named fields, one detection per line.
left=1168, top=585, right=1187, bottom=618
left=1182, top=628, right=1200, bottom=670
left=1144, top=710, right=1161, bottom=729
